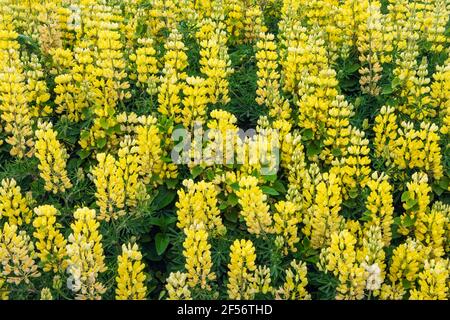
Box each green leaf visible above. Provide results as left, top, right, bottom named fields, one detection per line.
left=148, top=217, right=163, bottom=227
left=345, top=63, right=360, bottom=74
left=403, top=215, right=416, bottom=227
left=438, top=176, right=449, bottom=190
left=219, top=202, right=228, bottom=210
left=391, top=77, right=401, bottom=89
left=348, top=188, right=359, bottom=199
left=96, top=137, right=107, bottom=149
left=331, top=148, right=342, bottom=157
left=227, top=193, right=239, bottom=207
left=432, top=183, right=444, bottom=196
left=263, top=174, right=277, bottom=183
left=152, top=189, right=176, bottom=211
left=230, top=182, right=239, bottom=191
left=382, top=85, right=393, bottom=95
left=272, top=180, right=287, bottom=194
left=99, top=118, right=109, bottom=130
left=77, top=149, right=91, bottom=160
left=401, top=191, right=410, bottom=202
left=191, top=166, right=203, bottom=179
left=155, top=233, right=170, bottom=255
left=405, top=198, right=418, bottom=210
left=80, top=130, right=90, bottom=140
left=261, top=186, right=279, bottom=196
left=224, top=210, right=238, bottom=223
left=306, top=141, right=321, bottom=158
left=402, top=279, right=412, bottom=290
left=165, top=178, right=178, bottom=189
left=302, top=128, right=314, bottom=141
left=205, top=168, right=215, bottom=181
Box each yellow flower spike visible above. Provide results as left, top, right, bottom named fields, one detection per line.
left=0, top=277, right=8, bottom=300
left=252, top=265, right=272, bottom=295
left=399, top=172, right=431, bottom=237
left=66, top=207, right=107, bottom=300
left=373, top=106, right=398, bottom=161
left=255, top=32, right=291, bottom=120
left=34, top=121, right=72, bottom=194
left=0, top=20, right=34, bottom=158
left=409, top=259, right=449, bottom=300
left=236, top=176, right=273, bottom=236
left=181, top=76, right=209, bottom=129
left=182, top=224, right=216, bottom=290
left=364, top=172, right=394, bottom=247
left=380, top=238, right=430, bottom=300
left=116, top=243, right=147, bottom=300
left=356, top=0, right=384, bottom=96
left=197, top=16, right=233, bottom=105
left=32, top=205, right=67, bottom=273
left=92, top=153, right=125, bottom=221
left=176, top=179, right=225, bottom=236
left=0, top=178, right=32, bottom=226
left=318, top=230, right=367, bottom=300
left=135, top=38, right=159, bottom=95
left=272, top=200, right=300, bottom=255
left=40, top=287, right=53, bottom=300
left=306, top=172, right=343, bottom=249
left=0, top=222, right=41, bottom=285
left=321, top=95, right=354, bottom=164
left=227, top=239, right=257, bottom=300
left=135, top=116, right=164, bottom=184
left=275, top=259, right=310, bottom=300
left=165, top=271, right=192, bottom=300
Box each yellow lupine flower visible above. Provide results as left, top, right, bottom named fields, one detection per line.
left=236, top=175, right=273, bottom=236
left=176, top=179, right=225, bottom=235
left=32, top=205, right=67, bottom=273
left=0, top=222, right=40, bottom=285
left=183, top=224, right=216, bottom=290
left=255, top=32, right=290, bottom=120
left=409, top=259, right=449, bottom=300
left=116, top=243, right=147, bottom=300
left=373, top=106, right=398, bottom=161
left=135, top=116, right=164, bottom=184
left=197, top=16, right=233, bottom=104
left=319, top=230, right=367, bottom=300
left=181, top=76, right=209, bottom=129
left=134, top=38, right=159, bottom=95
left=23, top=53, right=51, bottom=117
left=0, top=277, right=8, bottom=300
left=34, top=121, right=72, bottom=194
left=399, top=172, right=431, bottom=236
left=0, top=178, right=32, bottom=226
left=272, top=200, right=300, bottom=255
left=321, top=95, right=354, bottom=164
left=380, top=238, right=430, bottom=300
left=0, top=21, right=34, bottom=158
left=227, top=239, right=257, bottom=300
left=305, top=172, right=343, bottom=249
left=358, top=226, right=386, bottom=294
left=431, top=202, right=450, bottom=254
left=356, top=0, right=383, bottom=96
left=66, top=207, right=107, bottom=300
left=415, top=203, right=447, bottom=258
left=253, top=265, right=272, bottom=295
left=40, top=287, right=53, bottom=300
left=92, top=153, right=126, bottom=221
left=275, top=259, right=310, bottom=300
left=165, top=271, right=192, bottom=300
left=364, top=172, right=394, bottom=246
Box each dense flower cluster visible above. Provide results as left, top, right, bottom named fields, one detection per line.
left=0, top=0, right=448, bottom=301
